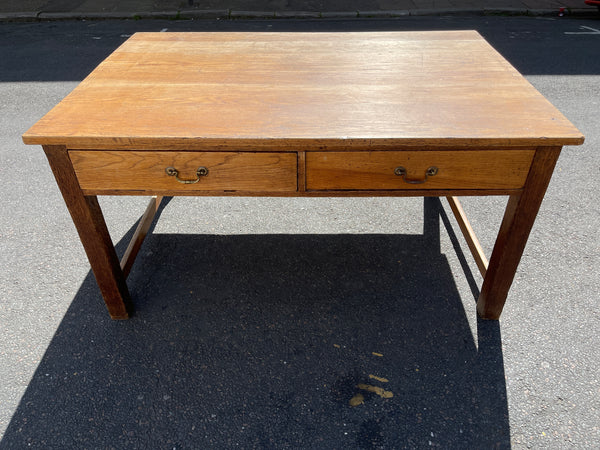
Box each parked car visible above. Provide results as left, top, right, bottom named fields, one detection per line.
left=584, top=0, right=600, bottom=11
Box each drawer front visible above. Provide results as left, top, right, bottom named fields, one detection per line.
left=305, top=150, right=535, bottom=190
left=70, top=151, right=298, bottom=192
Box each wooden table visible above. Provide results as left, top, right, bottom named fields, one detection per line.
left=22, top=31, right=584, bottom=320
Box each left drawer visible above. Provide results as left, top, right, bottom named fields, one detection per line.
left=69, top=151, right=298, bottom=193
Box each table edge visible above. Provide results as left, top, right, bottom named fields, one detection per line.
left=21, top=135, right=585, bottom=150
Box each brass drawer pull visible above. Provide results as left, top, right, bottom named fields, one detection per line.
left=394, top=166, right=438, bottom=184
left=165, top=166, right=209, bottom=184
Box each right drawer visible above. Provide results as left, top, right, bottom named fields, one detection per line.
left=305, top=150, right=536, bottom=190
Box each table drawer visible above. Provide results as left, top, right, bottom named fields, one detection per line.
left=305, top=150, right=535, bottom=191
left=70, top=151, right=298, bottom=192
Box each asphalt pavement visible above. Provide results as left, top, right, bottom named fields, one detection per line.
left=0, top=0, right=598, bottom=20
left=1, top=14, right=599, bottom=449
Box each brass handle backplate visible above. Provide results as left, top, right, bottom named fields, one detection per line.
left=165, top=166, right=209, bottom=184
left=394, top=166, right=438, bottom=184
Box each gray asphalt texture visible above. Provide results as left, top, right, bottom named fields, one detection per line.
left=0, top=16, right=599, bottom=449
left=0, top=0, right=597, bottom=20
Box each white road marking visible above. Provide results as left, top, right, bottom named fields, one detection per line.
left=565, top=26, right=600, bottom=35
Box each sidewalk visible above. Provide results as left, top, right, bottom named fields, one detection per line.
left=0, top=0, right=596, bottom=21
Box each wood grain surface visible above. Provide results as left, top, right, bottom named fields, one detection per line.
left=42, top=145, right=133, bottom=319
left=70, top=150, right=298, bottom=192
left=305, top=150, right=535, bottom=190
left=23, top=31, right=584, bottom=150
left=477, top=146, right=563, bottom=319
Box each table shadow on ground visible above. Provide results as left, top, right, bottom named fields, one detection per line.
left=1, top=199, right=509, bottom=448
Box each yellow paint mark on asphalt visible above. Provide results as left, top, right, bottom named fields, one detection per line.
left=369, top=374, right=389, bottom=383
left=349, top=394, right=364, bottom=407
left=357, top=384, right=393, bottom=399
left=372, top=352, right=383, bottom=357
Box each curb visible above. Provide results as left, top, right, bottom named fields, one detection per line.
left=0, top=7, right=596, bottom=21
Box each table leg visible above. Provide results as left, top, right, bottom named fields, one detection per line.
left=477, top=146, right=562, bottom=319
left=43, top=145, right=132, bottom=319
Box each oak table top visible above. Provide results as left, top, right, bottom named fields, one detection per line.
left=23, top=31, right=583, bottom=150
left=23, top=31, right=584, bottom=320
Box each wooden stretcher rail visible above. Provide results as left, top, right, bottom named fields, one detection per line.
left=446, top=196, right=489, bottom=278
left=120, top=196, right=163, bottom=279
